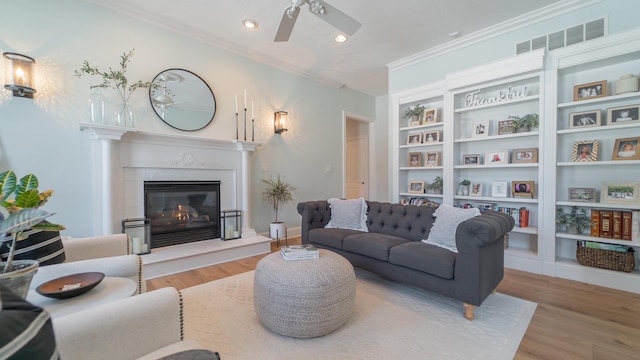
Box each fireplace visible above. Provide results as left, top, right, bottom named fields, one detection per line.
left=144, top=180, right=221, bottom=248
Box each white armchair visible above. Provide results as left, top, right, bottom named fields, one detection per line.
left=30, top=234, right=146, bottom=294
left=53, top=287, right=217, bottom=360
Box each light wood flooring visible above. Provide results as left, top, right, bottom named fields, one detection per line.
left=147, top=238, right=640, bottom=359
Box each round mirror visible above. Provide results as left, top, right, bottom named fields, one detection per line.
left=149, top=69, right=216, bottom=131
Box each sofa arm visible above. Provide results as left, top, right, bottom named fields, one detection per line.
left=62, top=234, right=130, bottom=262
left=31, top=254, right=146, bottom=294
left=53, top=287, right=188, bottom=360
left=297, top=201, right=331, bottom=244
left=456, top=211, right=515, bottom=251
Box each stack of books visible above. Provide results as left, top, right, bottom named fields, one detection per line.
left=280, top=244, right=320, bottom=261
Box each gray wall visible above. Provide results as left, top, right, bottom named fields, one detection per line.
left=0, top=0, right=376, bottom=237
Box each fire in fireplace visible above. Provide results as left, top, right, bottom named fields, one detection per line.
left=144, top=181, right=221, bottom=248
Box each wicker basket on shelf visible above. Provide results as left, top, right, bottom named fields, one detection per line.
left=576, top=245, right=635, bottom=272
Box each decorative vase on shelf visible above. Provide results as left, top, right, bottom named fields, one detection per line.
left=462, top=186, right=470, bottom=196
left=115, top=102, right=136, bottom=128
left=88, top=89, right=108, bottom=125
left=457, top=185, right=464, bottom=196
left=566, top=226, right=580, bottom=234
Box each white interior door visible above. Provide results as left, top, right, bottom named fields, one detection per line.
left=346, top=136, right=369, bottom=199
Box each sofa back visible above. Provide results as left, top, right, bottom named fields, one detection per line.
left=366, top=201, right=436, bottom=242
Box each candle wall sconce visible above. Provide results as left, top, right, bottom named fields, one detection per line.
left=3, top=52, right=36, bottom=98
left=274, top=111, right=288, bottom=134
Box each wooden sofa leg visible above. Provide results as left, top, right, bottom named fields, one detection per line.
left=463, top=303, right=475, bottom=320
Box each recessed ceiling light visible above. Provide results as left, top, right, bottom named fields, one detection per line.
left=335, top=34, right=347, bottom=43
left=243, top=19, right=258, bottom=29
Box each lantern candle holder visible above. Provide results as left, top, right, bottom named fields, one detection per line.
left=122, top=218, right=151, bottom=254
left=221, top=209, right=242, bottom=240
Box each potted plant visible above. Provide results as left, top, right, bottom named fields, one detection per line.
left=555, top=207, right=591, bottom=234
left=0, top=170, right=65, bottom=299
left=509, top=113, right=539, bottom=133
left=404, top=104, right=425, bottom=125
left=261, top=175, right=296, bottom=240
left=458, top=179, right=471, bottom=196
left=427, top=176, right=443, bottom=194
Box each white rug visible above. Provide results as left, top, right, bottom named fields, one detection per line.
left=181, top=269, right=536, bottom=360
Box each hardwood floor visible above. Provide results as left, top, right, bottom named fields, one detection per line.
left=147, top=238, right=640, bottom=359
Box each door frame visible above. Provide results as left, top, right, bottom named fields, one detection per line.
left=342, top=111, right=375, bottom=199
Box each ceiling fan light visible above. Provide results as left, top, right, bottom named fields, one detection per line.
left=335, top=34, right=347, bottom=43
left=243, top=19, right=258, bottom=29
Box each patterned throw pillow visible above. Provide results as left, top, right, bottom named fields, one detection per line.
left=0, top=284, right=59, bottom=359
left=324, top=198, right=369, bottom=232
left=0, top=228, right=65, bottom=266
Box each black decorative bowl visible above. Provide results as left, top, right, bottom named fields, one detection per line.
left=36, top=272, right=105, bottom=299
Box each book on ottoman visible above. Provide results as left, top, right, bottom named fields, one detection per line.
left=281, top=244, right=320, bottom=260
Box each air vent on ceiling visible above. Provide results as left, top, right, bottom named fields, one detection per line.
left=516, top=18, right=605, bottom=55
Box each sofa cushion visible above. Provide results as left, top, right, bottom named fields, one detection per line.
left=325, top=198, right=368, bottom=232
left=309, top=228, right=364, bottom=250
left=422, top=204, right=480, bottom=253
left=389, top=242, right=457, bottom=279
left=343, top=233, right=410, bottom=261
left=1, top=228, right=65, bottom=266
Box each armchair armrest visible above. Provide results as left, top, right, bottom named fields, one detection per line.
left=62, top=234, right=130, bottom=262
left=53, top=287, right=193, bottom=360
left=297, top=201, right=331, bottom=244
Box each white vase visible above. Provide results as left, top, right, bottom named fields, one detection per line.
left=269, top=222, right=286, bottom=240
left=114, top=102, right=137, bottom=128
left=88, top=89, right=108, bottom=125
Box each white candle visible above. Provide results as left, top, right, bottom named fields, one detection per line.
left=252, top=101, right=254, bottom=118
left=244, top=89, right=247, bottom=109
left=133, top=237, right=142, bottom=254
left=234, top=230, right=240, bottom=238
left=234, top=94, right=238, bottom=114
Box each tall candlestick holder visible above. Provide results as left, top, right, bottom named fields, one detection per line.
left=244, top=108, right=247, bottom=141
left=252, top=118, right=255, bottom=142
left=235, top=112, right=239, bottom=140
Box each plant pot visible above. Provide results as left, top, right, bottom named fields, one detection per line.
left=516, top=126, right=531, bottom=133
left=269, top=222, right=287, bottom=240
left=0, top=260, right=39, bottom=299
left=462, top=186, right=470, bottom=196
left=566, top=226, right=581, bottom=234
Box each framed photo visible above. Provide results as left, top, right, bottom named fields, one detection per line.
left=469, top=182, right=483, bottom=197
left=568, top=187, right=596, bottom=202
left=512, top=181, right=534, bottom=198
left=408, top=152, right=422, bottom=167
left=491, top=181, right=509, bottom=198
left=600, top=182, right=640, bottom=204
left=607, top=105, right=640, bottom=125
left=422, top=108, right=438, bottom=124
left=512, top=148, right=538, bottom=163
left=573, top=80, right=607, bottom=101
left=569, top=110, right=601, bottom=128
left=422, top=130, right=440, bottom=143
left=463, top=154, right=481, bottom=165
left=424, top=151, right=441, bottom=167
left=485, top=150, right=508, bottom=164
left=611, top=137, right=640, bottom=160
left=472, top=120, right=489, bottom=137
left=498, top=120, right=516, bottom=135
left=407, top=133, right=422, bottom=145
left=571, top=140, right=599, bottom=162
left=408, top=180, right=425, bottom=194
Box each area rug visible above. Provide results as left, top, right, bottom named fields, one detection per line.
left=181, top=269, right=536, bottom=360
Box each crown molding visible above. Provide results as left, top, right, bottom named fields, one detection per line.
left=388, top=0, right=604, bottom=72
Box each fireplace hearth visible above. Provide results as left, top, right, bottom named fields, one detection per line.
left=144, top=180, right=221, bottom=248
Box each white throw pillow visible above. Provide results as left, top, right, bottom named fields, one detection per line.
left=422, top=204, right=480, bottom=252
left=324, top=198, right=369, bottom=232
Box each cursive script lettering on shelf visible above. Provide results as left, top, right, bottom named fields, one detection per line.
left=463, top=85, right=528, bottom=108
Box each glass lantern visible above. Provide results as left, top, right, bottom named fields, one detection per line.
left=221, top=209, right=242, bottom=240
left=122, top=217, right=151, bottom=254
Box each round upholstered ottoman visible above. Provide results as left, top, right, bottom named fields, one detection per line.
left=253, top=249, right=356, bottom=338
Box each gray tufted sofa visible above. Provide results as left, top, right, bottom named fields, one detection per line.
left=297, top=200, right=515, bottom=320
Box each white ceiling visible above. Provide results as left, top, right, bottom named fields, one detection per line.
left=84, top=0, right=565, bottom=96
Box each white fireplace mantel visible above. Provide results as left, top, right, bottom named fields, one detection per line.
left=80, top=123, right=263, bottom=238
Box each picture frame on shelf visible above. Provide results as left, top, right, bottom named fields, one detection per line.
left=569, top=110, right=601, bottom=129
left=611, top=137, right=639, bottom=160
left=408, top=152, right=422, bottom=167
left=512, top=181, right=534, bottom=198
left=469, top=182, right=483, bottom=197
left=408, top=180, right=425, bottom=194
left=497, top=120, right=516, bottom=135
left=568, top=187, right=596, bottom=202
left=606, top=104, right=640, bottom=125
left=485, top=150, right=508, bottom=164
left=491, top=181, right=509, bottom=198
left=472, top=120, right=489, bottom=137
left=424, top=151, right=441, bottom=167
left=422, top=108, right=438, bottom=124
left=463, top=154, right=481, bottom=165
left=571, top=140, right=599, bottom=162
left=512, top=147, right=538, bottom=163
left=407, top=133, right=422, bottom=145
left=422, top=130, right=440, bottom=143
left=573, top=80, right=607, bottom=101
left=600, top=182, right=640, bottom=204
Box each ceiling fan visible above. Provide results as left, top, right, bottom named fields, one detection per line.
left=274, top=0, right=361, bottom=42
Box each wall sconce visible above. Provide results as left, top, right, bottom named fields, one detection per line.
left=3, top=52, right=36, bottom=98
left=274, top=111, right=288, bottom=134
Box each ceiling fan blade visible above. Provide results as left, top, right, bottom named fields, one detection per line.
left=311, top=1, right=361, bottom=36
left=274, top=7, right=299, bottom=42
